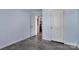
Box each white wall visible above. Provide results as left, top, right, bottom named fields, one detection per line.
left=77, top=10, right=79, bottom=47
left=0, top=9, right=42, bottom=49
left=42, top=9, right=52, bottom=41
left=64, top=9, right=79, bottom=46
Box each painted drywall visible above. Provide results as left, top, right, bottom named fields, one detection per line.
left=42, top=9, right=52, bottom=41
left=64, top=9, right=79, bottom=46
left=0, top=9, right=42, bottom=49
left=77, top=10, right=79, bottom=47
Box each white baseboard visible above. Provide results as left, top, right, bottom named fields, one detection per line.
left=64, top=42, right=78, bottom=48
left=0, top=35, right=35, bottom=49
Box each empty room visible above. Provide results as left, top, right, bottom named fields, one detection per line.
left=0, top=9, right=79, bottom=50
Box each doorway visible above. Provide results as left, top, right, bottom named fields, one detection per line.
left=37, top=16, right=42, bottom=34
left=35, top=16, right=42, bottom=40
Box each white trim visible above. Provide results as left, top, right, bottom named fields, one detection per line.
left=35, top=16, right=38, bottom=35
left=0, top=35, right=34, bottom=49
left=64, top=42, right=77, bottom=47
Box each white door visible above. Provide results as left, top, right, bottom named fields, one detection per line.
left=50, top=10, right=64, bottom=42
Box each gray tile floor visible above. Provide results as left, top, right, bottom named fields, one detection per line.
left=1, top=34, right=79, bottom=50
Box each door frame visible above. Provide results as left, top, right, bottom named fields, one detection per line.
left=35, top=16, right=42, bottom=35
